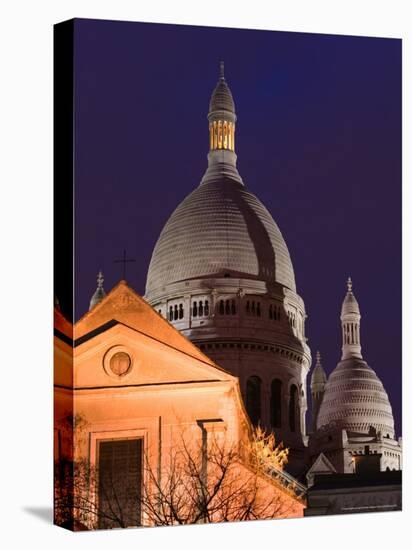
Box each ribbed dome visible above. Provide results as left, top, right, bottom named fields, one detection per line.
left=145, top=178, right=296, bottom=296
left=316, top=358, right=395, bottom=438
left=209, top=78, right=235, bottom=114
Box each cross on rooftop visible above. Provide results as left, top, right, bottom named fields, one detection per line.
left=114, top=249, right=136, bottom=280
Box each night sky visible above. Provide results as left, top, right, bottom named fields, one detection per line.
left=73, top=19, right=401, bottom=433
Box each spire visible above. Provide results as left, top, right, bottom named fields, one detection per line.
left=97, top=270, right=104, bottom=288
left=89, top=270, right=106, bottom=311
left=340, top=277, right=362, bottom=360
left=311, top=350, right=327, bottom=432
left=219, top=60, right=225, bottom=80
left=209, top=60, right=235, bottom=115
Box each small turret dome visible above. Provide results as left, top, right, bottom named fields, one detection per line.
left=316, top=357, right=395, bottom=437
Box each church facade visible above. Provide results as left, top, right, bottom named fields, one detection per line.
left=54, top=281, right=305, bottom=530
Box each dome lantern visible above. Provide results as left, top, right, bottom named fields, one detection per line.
left=341, top=277, right=362, bottom=360
left=208, top=61, right=236, bottom=152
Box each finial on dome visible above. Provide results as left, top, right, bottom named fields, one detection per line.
left=316, top=350, right=321, bottom=366
left=347, top=276, right=353, bottom=292
left=97, top=270, right=104, bottom=288
left=219, top=60, right=225, bottom=80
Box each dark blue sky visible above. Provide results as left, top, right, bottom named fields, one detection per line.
left=73, top=19, right=401, bottom=433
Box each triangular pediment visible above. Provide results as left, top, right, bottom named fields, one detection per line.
left=70, top=322, right=235, bottom=388
left=75, top=281, right=215, bottom=367
left=58, top=281, right=236, bottom=389
left=307, top=453, right=337, bottom=477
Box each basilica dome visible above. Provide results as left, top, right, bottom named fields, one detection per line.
left=146, top=62, right=296, bottom=298
left=145, top=178, right=296, bottom=296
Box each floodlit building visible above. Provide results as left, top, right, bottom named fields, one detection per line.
left=54, top=64, right=401, bottom=528
left=54, top=280, right=305, bottom=529
left=144, top=63, right=312, bottom=473
left=144, top=64, right=401, bottom=480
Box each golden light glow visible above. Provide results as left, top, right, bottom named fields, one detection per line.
left=217, top=120, right=223, bottom=149
left=210, top=119, right=235, bottom=151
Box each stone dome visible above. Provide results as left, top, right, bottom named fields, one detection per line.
left=145, top=177, right=296, bottom=296
left=316, top=357, right=395, bottom=438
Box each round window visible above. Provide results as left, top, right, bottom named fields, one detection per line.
left=109, top=351, right=131, bottom=376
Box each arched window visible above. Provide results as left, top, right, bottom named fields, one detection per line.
left=174, top=305, right=178, bottom=321
left=179, top=304, right=184, bottom=319
left=193, top=301, right=198, bottom=317
left=269, top=305, right=273, bottom=320
left=225, top=300, right=230, bottom=315
left=199, top=300, right=204, bottom=316
left=257, top=303, right=261, bottom=317
left=270, top=379, right=282, bottom=428
left=219, top=300, right=224, bottom=315
left=231, top=300, right=236, bottom=315
left=204, top=300, right=209, bottom=316
left=251, top=301, right=256, bottom=315
left=289, top=384, right=298, bottom=432
left=169, top=306, right=173, bottom=321
left=218, top=120, right=223, bottom=149
left=246, top=301, right=250, bottom=314
left=246, top=376, right=261, bottom=426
